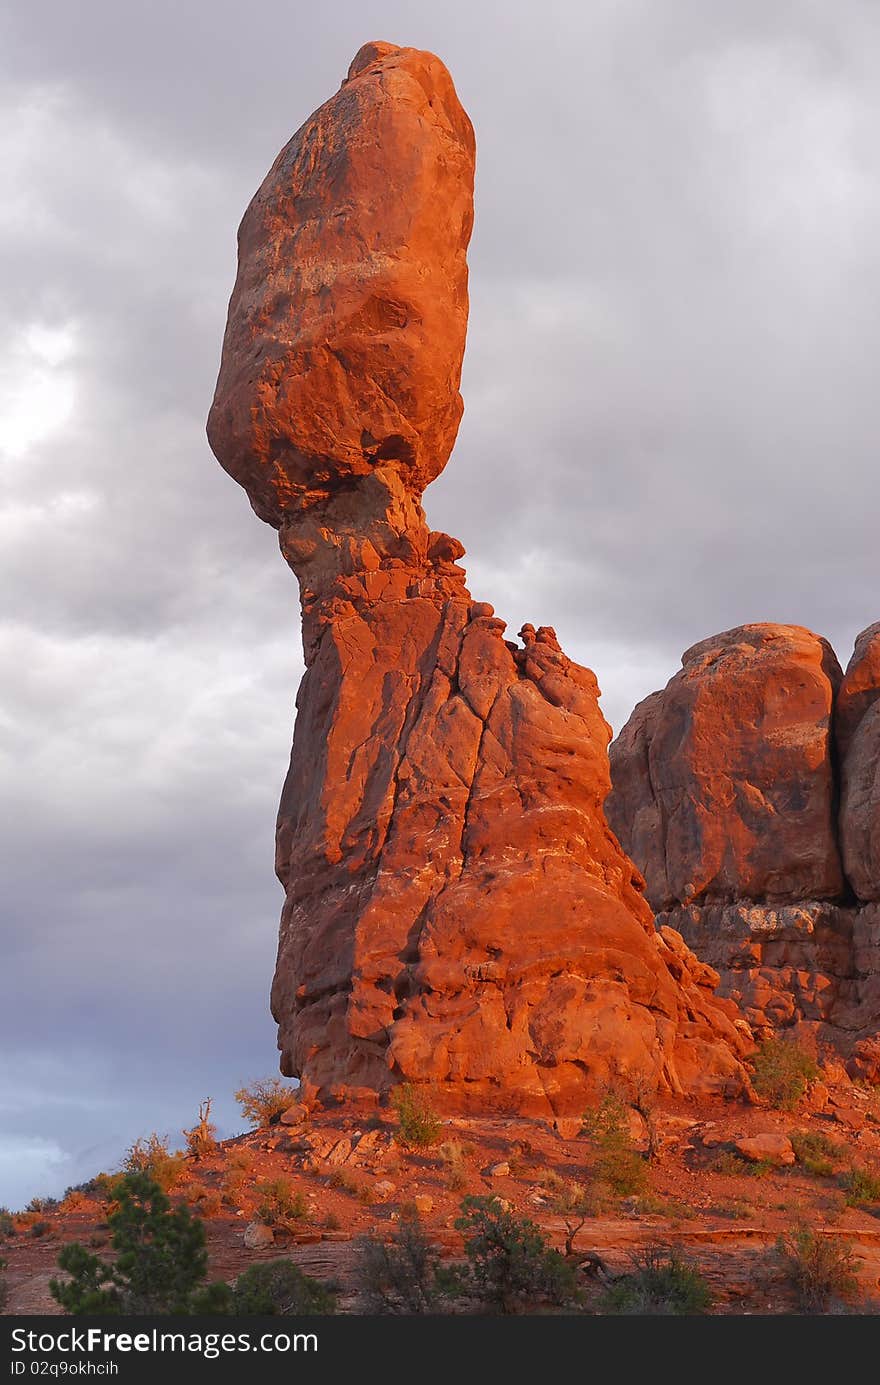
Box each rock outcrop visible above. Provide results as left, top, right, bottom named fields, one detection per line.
left=608, top=623, right=880, bottom=1076
left=839, top=623, right=880, bottom=903
left=208, top=41, right=751, bottom=1114
left=608, top=625, right=844, bottom=911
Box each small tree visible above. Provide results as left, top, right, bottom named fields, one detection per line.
left=124, top=1134, right=186, bottom=1193
left=184, top=1100, right=217, bottom=1160
left=391, top=1084, right=442, bottom=1148
left=776, top=1228, right=859, bottom=1312
left=358, top=1213, right=440, bottom=1313
left=454, top=1196, right=575, bottom=1313
left=582, top=1091, right=647, bottom=1197
left=751, top=1038, right=817, bottom=1111
left=50, top=1174, right=208, bottom=1315
left=234, top=1078, right=298, bottom=1127
left=254, top=1178, right=309, bottom=1229
left=601, top=1246, right=712, bottom=1316
left=226, top=1260, right=335, bottom=1315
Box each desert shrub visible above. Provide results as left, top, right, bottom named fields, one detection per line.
left=49, top=1173, right=209, bottom=1314
left=184, top=1099, right=218, bottom=1160
left=30, top=1221, right=50, bottom=1238
left=91, top=1172, right=125, bottom=1200
left=234, top=1078, right=298, bottom=1128
left=707, top=1201, right=751, bottom=1221
left=61, top=1190, right=92, bottom=1214
left=228, top=1147, right=255, bottom=1173
left=751, top=1038, right=818, bottom=1111
left=839, top=1167, right=880, bottom=1208
left=437, top=1140, right=468, bottom=1191
left=391, top=1084, right=442, bottom=1148
left=454, top=1196, right=576, bottom=1313
left=548, top=1178, right=595, bottom=1217
left=255, top=1179, right=308, bottom=1228
left=775, top=1228, right=859, bottom=1311
left=0, top=1209, right=15, bottom=1238
left=582, top=1092, right=647, bottom=1197
left=221, top=1169, right=246, bottom=1206
left=323, top=1212, right=341, bottom=1232
left=791, top=1130, right=840, bottom=1179
left=124, top=1134, right=186, bottom=1194
left=328, top=1168, right=359, bottom=1196
left=188, top=1187, right=223, bottom=1218
left=27, top=1195, right=59, bottom=1214
left=0, top=1257, right=7, bottom=1312
left=228, top=1260, right=336, bottom=1315
left=358, top=1214, right=440, bottom=1313
left=710, top=1150, right=749, bottom=1176
left=64, top=1180, right=99, bottom=1200
left=601, top=1245, right=712, bottom=1315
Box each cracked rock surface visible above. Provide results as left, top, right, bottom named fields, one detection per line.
left=608, top=623, right=880, bottom=1078
left=208, top=42, right=751, bottom=1113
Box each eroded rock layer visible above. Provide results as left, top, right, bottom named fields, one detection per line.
left=208, top=42, right=750, bottom=1113
left=609, top=623, right=880, bottom=1077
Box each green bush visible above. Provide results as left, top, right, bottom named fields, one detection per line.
left=790, top=1130, right=840, bottom=1179
left=0, top=1209, right=15, bottom=1239
left=124, top=1134, right=186, bottom=1194
left=391, top=1084, right=442, bottom=1148
left=49, top=1173, right=209, bottom=1314
left=582, top=1092, right=647, bottom=1197
left=775, top=1228, right=859, bottom=1312
left=454, top=1196, right=576, bottom=1313
left=254, top=1179, right=309, bottom=1228
left=839, top=1167, right=880, bottom=1208
left=211, top=1260, right=336, bottom=1315
left=358, top=1213, right=440, bottom=1313
left=751, top=1038, right=818, bottom=1111
left=601, top=1246, right=712, bottom=1315
left=30, top=1221, right=50, bottom=1238
left=234, top=1078, right=298, bottom=1128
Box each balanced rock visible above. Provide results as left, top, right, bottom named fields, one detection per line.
left=208, top=42, right=751, bottom=1115
left=208, top=40, right=474, bottom=526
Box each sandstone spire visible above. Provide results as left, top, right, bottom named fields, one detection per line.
left=208, top=42, right=749, bottom=1113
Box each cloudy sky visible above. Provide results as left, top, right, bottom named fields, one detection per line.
left=3, top=0, right=879, bottom=1208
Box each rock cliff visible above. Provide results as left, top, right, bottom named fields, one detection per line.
left=608, top=623, right=880, bottom=1079
left=208, top=42, right=750, bottom=1113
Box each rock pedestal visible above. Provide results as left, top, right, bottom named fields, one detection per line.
left=208, top=42, right=750, bottom=1113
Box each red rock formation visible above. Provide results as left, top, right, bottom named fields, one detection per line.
left=607, top=625, right=844, bottom=912
left=207, top=40, right=474, bottom=527
left=839, top=624, right=880, bottom=903
left=208, top=42, right=750, bottom=1114
left=609, top=624, right=880, bottom=1065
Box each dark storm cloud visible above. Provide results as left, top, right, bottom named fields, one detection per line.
left=3, top=0, right=879, bottom=1205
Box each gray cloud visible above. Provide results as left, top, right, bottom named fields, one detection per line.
left=3, top=0, right=879, bottom=1205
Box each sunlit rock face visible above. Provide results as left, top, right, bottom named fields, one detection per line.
left=609, top=623, right=880, bottom=1080
left=208, top=42, right=751, bottom=1114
